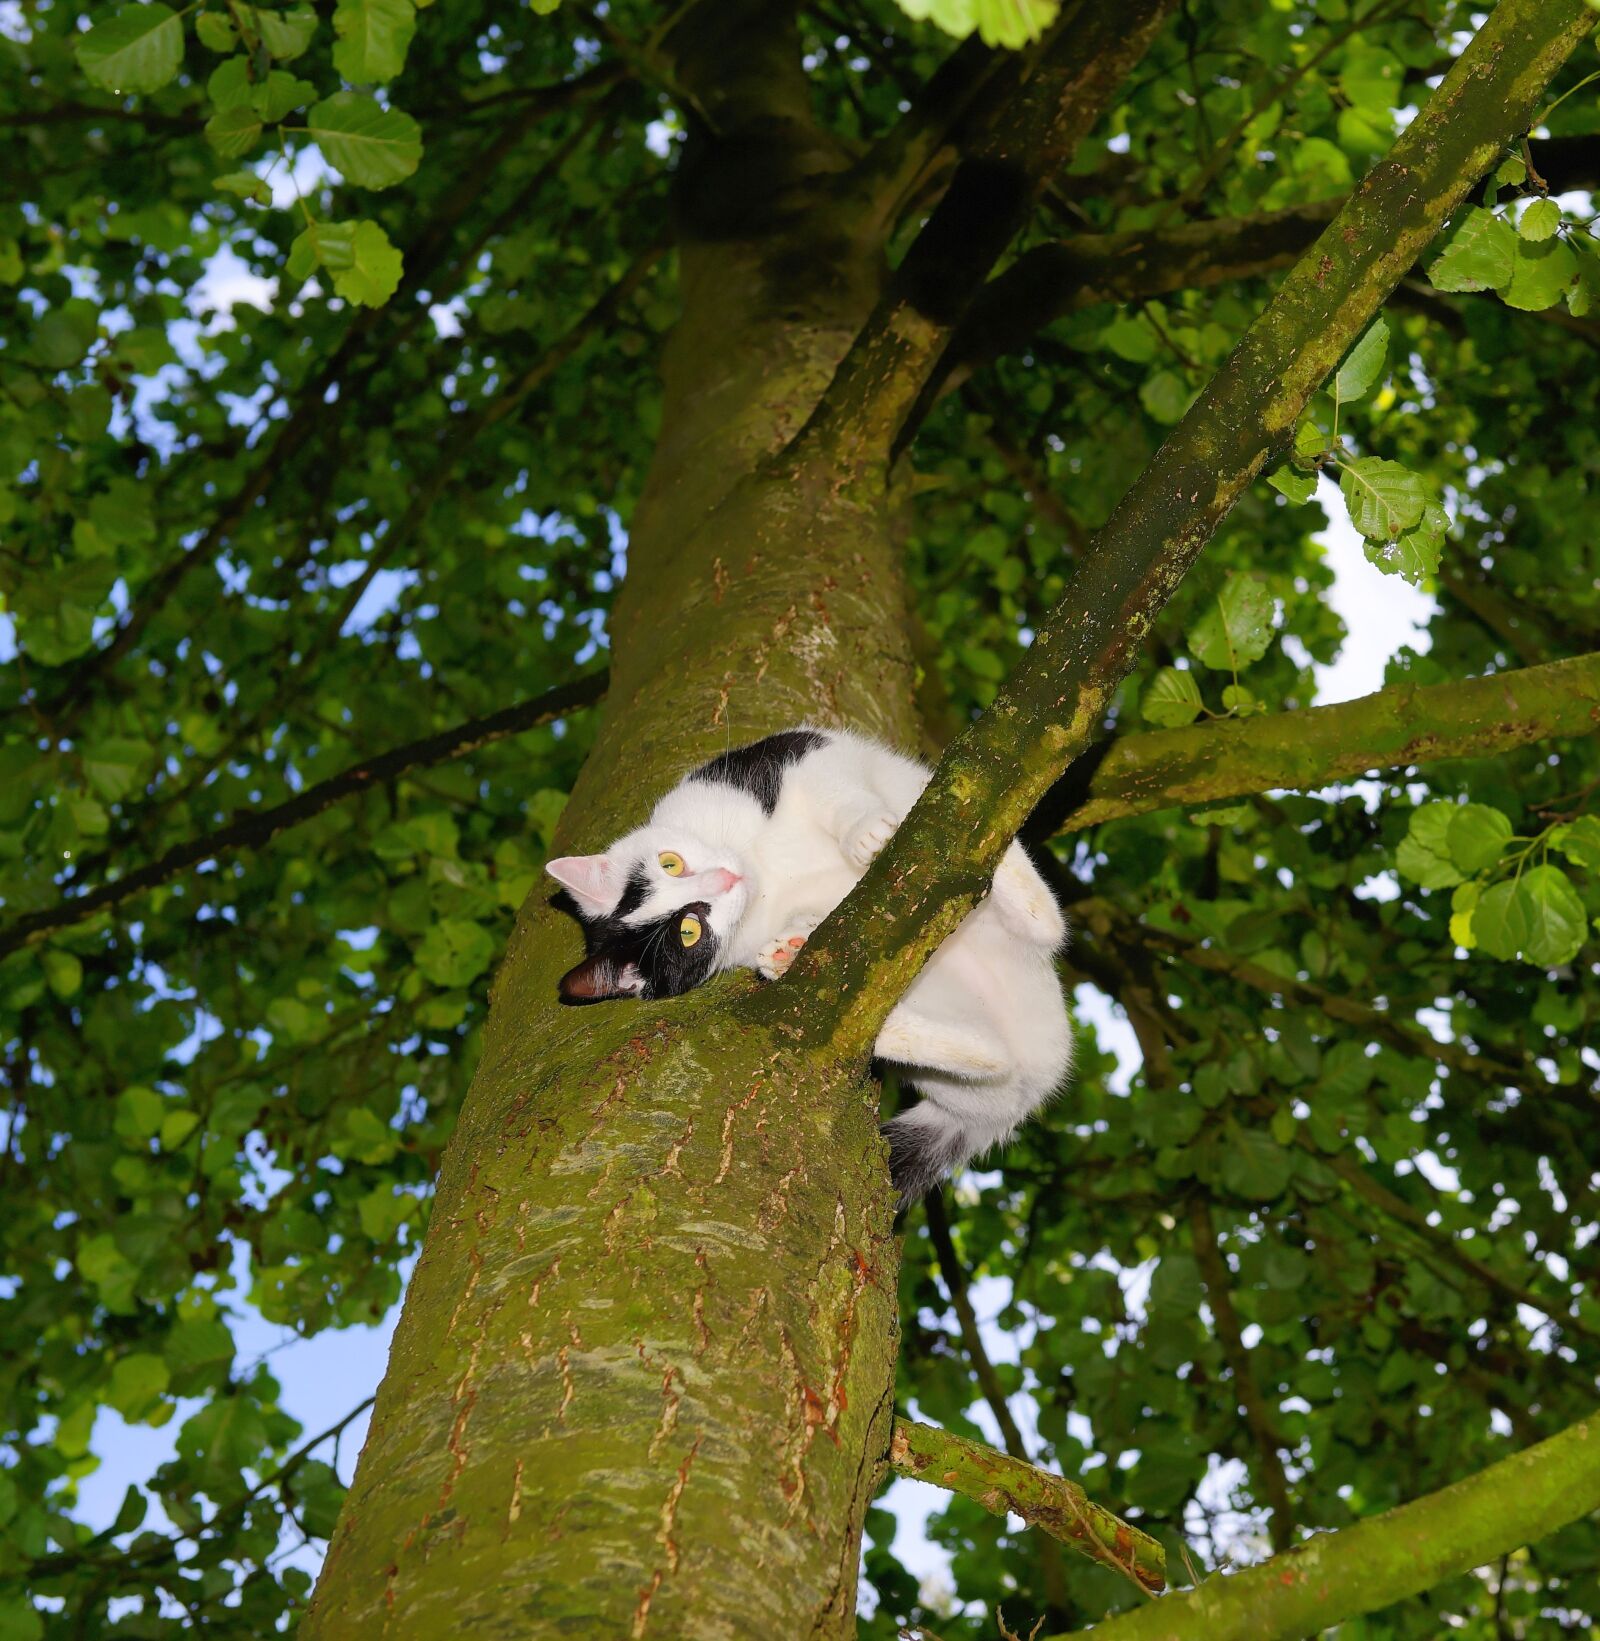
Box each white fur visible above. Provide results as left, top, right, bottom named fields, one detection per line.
left=548, top=727, right=1073, bottom=1193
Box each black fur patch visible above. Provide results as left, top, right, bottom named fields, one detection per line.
left=558, top=898, right=721, bottom=1004
left=689, top=729, right=826, bottom=816
left=883, top=1113, right=965, bottom=1203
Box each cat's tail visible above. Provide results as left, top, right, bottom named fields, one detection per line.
left=882, top=1104, right=999, bottom=1203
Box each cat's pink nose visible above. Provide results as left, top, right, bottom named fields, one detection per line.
left=700, top=867, right=742, bottom=894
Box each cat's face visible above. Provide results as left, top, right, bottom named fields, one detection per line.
left=545, top=823, right=754, bottom=1003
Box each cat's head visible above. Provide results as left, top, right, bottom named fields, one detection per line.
left=545, top=822, right=753, bottom=1003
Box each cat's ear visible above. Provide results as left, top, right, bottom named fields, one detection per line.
left=558, top=954, right=644, bottom=1004
left=545, top=854, right=619, bottom=912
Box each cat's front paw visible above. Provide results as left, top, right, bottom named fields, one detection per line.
left=756, top=932, right=810, bottom=981
left=842, top=810, right=899, bottom=870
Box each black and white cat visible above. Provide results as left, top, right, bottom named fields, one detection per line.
left=545, top=727, right=1072, bottom=1198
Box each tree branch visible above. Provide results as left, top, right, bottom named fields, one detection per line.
left=1058, top=652, right=1600, bottom=834
left=950, top=134, right=1600, bottom=380
left=923, top=1188, right=1074, bottom=1615
left=1069, top=898, right=1581, bottom=1113
left=888, top=1417, right=1166, bottom=1593
left=0, top=671, right=607, bottom=963
left=924, top=1189, right=1032, bottom=1461
left=1048, top=1409, right=1600, bottom=1640
left=949, top=202, right=1339, bottom=380
left=19, top=637, right=1592, bottom=973
left=1187, top=1200, right=1296, bottom=1554
left=769, top=0, right=1593, bottom=1066
left=1313, top=1147, right=1600, bottom=1347
left=797, top=0, right=1182, bottom=470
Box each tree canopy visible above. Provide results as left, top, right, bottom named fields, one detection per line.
left=3, top=0, right=1600, bottom=1635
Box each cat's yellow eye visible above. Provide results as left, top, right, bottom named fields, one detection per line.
left=659, top=851, right=685, bottom=877
left=680, top=914, right=702, bottom=948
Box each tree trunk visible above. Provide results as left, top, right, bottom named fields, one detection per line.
left=305, top=8, right=920, bottom=1635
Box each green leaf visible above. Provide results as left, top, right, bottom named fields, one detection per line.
left=1520, top=865, right=1588, bottom=967
left=1447, top=804, right=1512, bottom=874
left=1473, top=880, right=1531, bottom=963
left=206, top=104, right=264, bottom=159
left=32, top=311, right=94, bottom=370
left=109, top=1353, right=171, bottom=1420
left=177, top=1395, right=270, bottom=1493
left=1267, top=466, right=1316, bottom=504
left=160, top=1109, right=202, bottom=1150
left=115, top=1085, right=165, bottom=1140
left=0, top=1597, right=44, bottom=1641
left=1334, top=316, right=1388, bottom=405
left=249, top=3, right=318, bottom=59
left=1500, top=236, right=1579, bottom=311
left=1566, top=234, right=1600, bottom=318
left=1518, top=198, right=1561, bottom=242
left=358, top=1183, right=410, bottom=1241
left=307, top=93, right=423, bottom=189
left=1363, top=500, right=1445, bottom=585
left=1187, top=573, right=1275, bottom=670
left=41, top=949, right=82, bottom=1000
left=1139, top=368, right=1192, bottom=425
left=215, top=169, right=272, bottom=203
left=336, top=1105, right=398, bottom=1165
left=334, top=219, right=404, bottom=306
left=1550, top=815, right=1600, bottom=872
left=1339, top=457, right=1426, bottom=540
left=289, top=218, right=403, bottom=306
left=82, top=736, right=152, bottom=801
left=971, top=0, right=1057, bottom=46
left=76, top=4, right=184, bottom=94
left=332, top=0, right=417, bottom=82
left=1427, top=207, right=1516, bottom=293
left=252, top=70, right=316, bottom=121
left=195, top=10, right=237, bottom=50
left=77, top=1234, right=139, bottom=1313
left=1140, top=667, right=1203, bottom=728
left=1220, top=1126, right=1292, bottom=1201
left=1495, top=155, right=1526, bottom=187
left=1450, top=880, right=1479, bottom=950
left=207, top=55, right=253, bottom=109
left=416, top=918, right=495, bottom=987
left=1396, top=802, right=1464, bottom=890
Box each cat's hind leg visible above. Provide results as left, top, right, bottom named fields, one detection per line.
left=875, top=1001, right=1008, bottom=1079
left=989, top=843, right=1067, bottom=949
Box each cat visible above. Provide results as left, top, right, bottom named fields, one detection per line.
left=545, top=726, right=1073, bottom=1199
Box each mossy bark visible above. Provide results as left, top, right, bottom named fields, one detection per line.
left=305, top=9, right=919, bottom=1636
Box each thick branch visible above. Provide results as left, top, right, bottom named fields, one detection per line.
left=951, top=202, right=1339, bottom=377
left=773, top=0, right=1595, bottom=1066
left=1049, top=1410, right=1600, bottom=1641
left=1187, top=1200, right=1296, bottom=1553
left=1059, top=654, right=1600, bottom=833
left=952, top=130, right=1600, bottom=376
left=799, top=0, right=1181, bottom=469
left=888, top=1417, right=1166, bottom=1593
left=0, top=671, right=607, bottom=963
